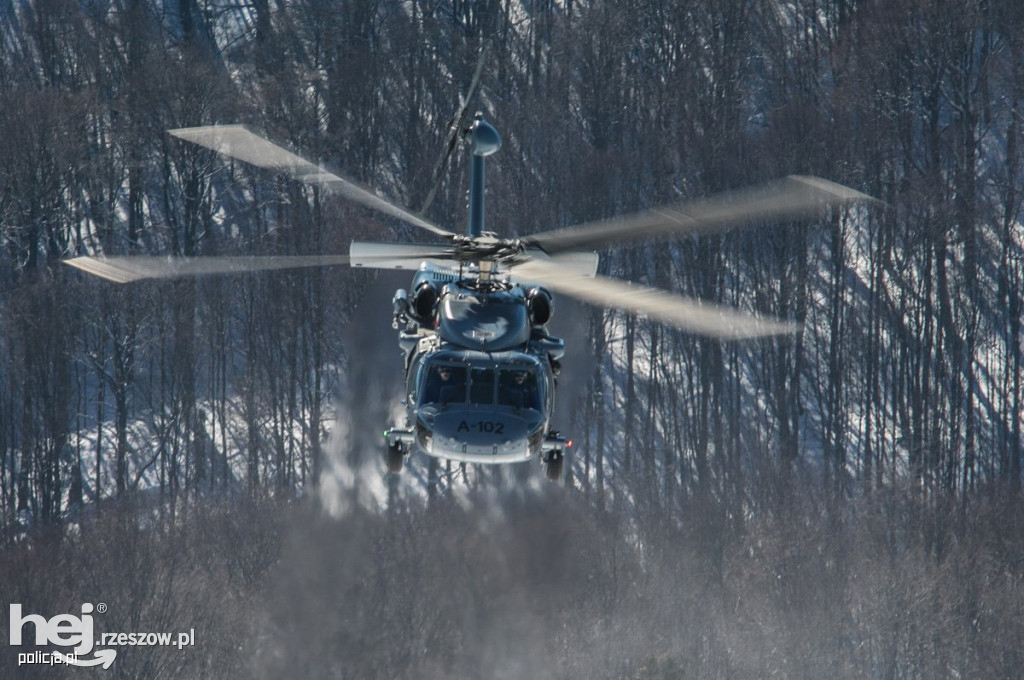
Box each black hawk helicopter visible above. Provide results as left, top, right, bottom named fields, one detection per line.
left=65, top=116, right=871, bottom=480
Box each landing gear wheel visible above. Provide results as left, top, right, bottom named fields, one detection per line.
left=545, top=455, right=563, bottom=482
left=385, top=442, right=404, bottom=473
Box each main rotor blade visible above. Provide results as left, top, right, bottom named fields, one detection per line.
left=168, top=125, right=455, bottom=239
left=421, top=40, right=492, bottom=216
left=522, top=175, right=875, bottom=255
left=349, top=241, right=459, bottom=270
left=507, top=249, right=600, bottom=278
left=63, top=255, right=350, bottom=283
left=512, top=259, right=799, bottom=339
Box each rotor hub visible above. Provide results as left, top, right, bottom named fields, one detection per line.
left=447, top=234, right=524, bottom=266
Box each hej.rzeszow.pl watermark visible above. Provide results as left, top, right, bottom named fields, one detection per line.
left=9, top=603, right=195, bottom=669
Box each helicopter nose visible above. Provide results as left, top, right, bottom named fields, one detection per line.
left=470, top=117, right=501, bottom=157
left=426, top=407, right=539, bottom=462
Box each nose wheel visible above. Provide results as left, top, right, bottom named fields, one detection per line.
left=545, top=453, right=563, bottom=481
left=386, top=442, right=405, bottom=473
left=384, top=428, right=413, bottom=473
left=542, top=431, right=569, bottom=482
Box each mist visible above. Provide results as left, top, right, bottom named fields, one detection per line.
left=5, top=485, right=1020, bottom=679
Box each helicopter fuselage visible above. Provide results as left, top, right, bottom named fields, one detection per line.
left=385, top=263, right=568, bottom=466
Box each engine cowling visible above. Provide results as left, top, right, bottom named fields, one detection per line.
left=526, top=287, right=554, bottom=326
left=411, top=281, right=440, bottom=323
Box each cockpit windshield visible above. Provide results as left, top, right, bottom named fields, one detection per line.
left=497, top=368, right=540, bottom=409
left=420, top=364, right=467, bottom=405
left=470, top=368, right=495, bottom=404
left=419, top=363, right=542, bottom=409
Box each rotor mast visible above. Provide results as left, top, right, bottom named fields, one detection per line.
left=467, top=114, right=501, bottom=238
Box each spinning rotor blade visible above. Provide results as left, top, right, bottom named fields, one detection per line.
left=523, top=175, right=874, bottom=255
left=349, top=241, right=458, bottom=270
left=168, top=125, right=455, bottom=239
left=512, top=259, right=799, bottom=339
left=63, top=255, right=349, bottom=283
left=508, top=250, right=600, bottom=278
left=421, top=40, right=492, bottom=216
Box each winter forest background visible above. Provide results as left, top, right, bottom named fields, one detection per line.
left=2, top=0, right=1024, bottom=678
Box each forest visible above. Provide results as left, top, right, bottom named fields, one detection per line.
left=1, top=0, right=1023, bottom=677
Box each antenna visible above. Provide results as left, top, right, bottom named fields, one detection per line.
left=466, top=114, right=501, bottom=237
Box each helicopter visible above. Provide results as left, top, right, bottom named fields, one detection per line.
left=64, top=115, right=872, bottom=480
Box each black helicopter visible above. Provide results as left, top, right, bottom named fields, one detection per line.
left=65, top=116, right=871, bottom=480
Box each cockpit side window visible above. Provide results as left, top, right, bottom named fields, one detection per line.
left=421, top=364, right=467, bottom=405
